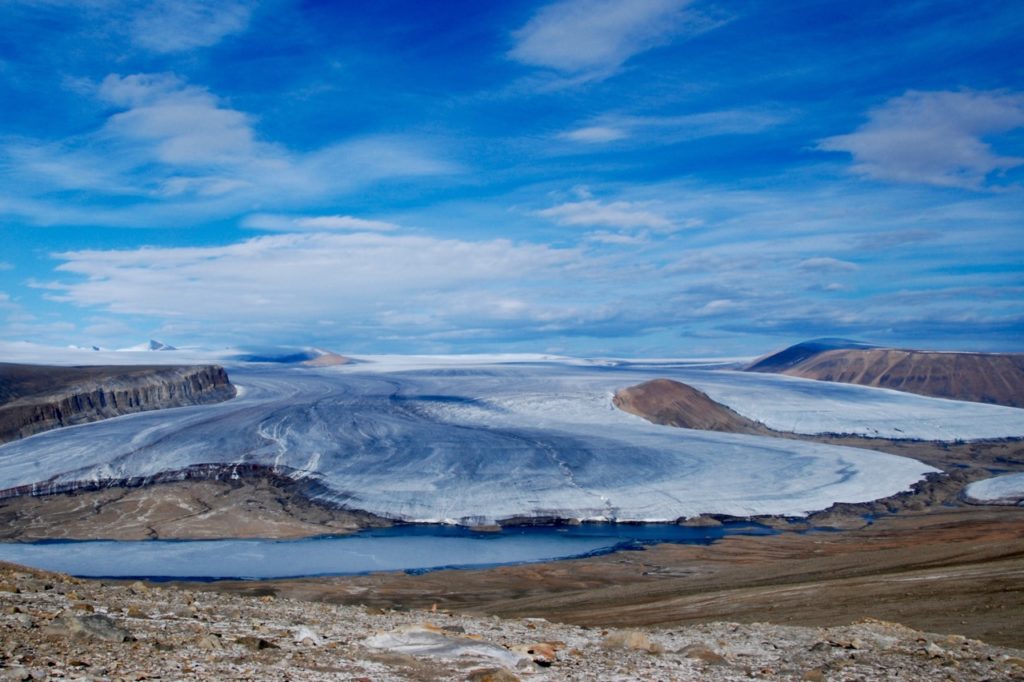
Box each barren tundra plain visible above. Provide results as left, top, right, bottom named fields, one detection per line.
left=1, top=346, right=1023, bottom=680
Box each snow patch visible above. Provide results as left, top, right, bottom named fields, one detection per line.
left=963, top=473, right=1024, bottom=505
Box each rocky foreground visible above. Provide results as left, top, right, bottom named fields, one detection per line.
left=1, top=562, right=1023, bottom=681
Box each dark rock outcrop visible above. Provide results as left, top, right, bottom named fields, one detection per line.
left=0, top=364, right=236, bottom=443
left=746, top=341, right=1024, bottom=408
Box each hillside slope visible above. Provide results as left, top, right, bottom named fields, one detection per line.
left=613, top=378, right=769, bottom=434
left=747, top=342, right=1024, bottom=408
left=0, top=363, right=236, bottom=443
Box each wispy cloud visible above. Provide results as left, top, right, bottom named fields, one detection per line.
left=42, top=233, right=582, bottom=342
left=6, top=1, right=252, bottom=57
left=2, top=3, right=1022, bottom=354
left=509, top=0, right=716, bottom=79
left=561, top=108, right=789, bottom=145
left=129, top=1, right=252, bottom=53
left=21, top=176, right=1024, bottom=351
left=818, top=90, right=1024, bottom=189
left=798, top=257, right=859, bottom=272
left=562, top=126, right=630, bottom=143
left=694, top=298, right=741, bottom=316
left=243, top=214, right=400, bottom=232
left=537, top=198, right=677, bottom=231
left=0, top=73, right=455, bottom=226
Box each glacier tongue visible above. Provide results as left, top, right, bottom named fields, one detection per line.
left=3, top=356, right=1017, bottom=524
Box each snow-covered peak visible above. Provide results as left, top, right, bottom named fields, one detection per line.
left=118, top=339, right=177, bottom=352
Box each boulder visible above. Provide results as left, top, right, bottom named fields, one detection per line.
left=44, top=612, right=130, bottom=642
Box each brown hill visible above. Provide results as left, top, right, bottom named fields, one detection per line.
left=0, top=363, right=236, bottom=443
left=747, top=344, right=1024, bottom=408
left=612, top=378, right=769, bottom=434
left=301, top=351, right=352, bottom=367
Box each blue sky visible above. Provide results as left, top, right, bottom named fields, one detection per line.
left=1, top=0, right=1022, bottom=356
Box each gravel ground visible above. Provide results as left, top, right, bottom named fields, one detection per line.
left=2, top=563, right=1023, bottom=681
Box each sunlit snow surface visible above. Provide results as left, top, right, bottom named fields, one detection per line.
left=963, top=473, right=1024, bottom=505
left=2, top=348, right=1022, bottom=523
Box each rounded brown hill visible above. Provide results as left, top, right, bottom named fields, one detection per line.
left=612, top=378, right=768, bottom=434
left=747, top=341, right=1024, bottom=408
left=301, top=351, right=352, bottom=367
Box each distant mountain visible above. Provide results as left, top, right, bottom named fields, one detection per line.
left=747, top=340, right=1024, bottom=408
left=232, top=347, right=351, bottom=366
left=302, top=350, right=352, bottom=367
left=232, top=350, right=319, bottom=364
left=118, top=340, right=177, bottom=352
left=745, top=338, right=876, bottom=373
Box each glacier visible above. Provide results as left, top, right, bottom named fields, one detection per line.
left=1, top=350, right=1022, bottom=524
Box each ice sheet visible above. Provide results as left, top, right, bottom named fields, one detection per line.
left=0, top=357, right=965, bottom=523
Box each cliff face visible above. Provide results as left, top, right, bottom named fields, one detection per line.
left=0, top=364, right=236, bottom=444
left=747, top=343, right=1024, bottom=408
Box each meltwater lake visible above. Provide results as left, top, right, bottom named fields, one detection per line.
left=0, top=522, right=774, bottom=580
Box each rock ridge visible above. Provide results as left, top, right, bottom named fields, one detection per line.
left=0, top=363, right=236, bottom=443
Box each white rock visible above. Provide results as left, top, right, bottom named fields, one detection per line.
left=364, top=625, right=529, bottom=668
left=292, top=626, right=322, bottom=646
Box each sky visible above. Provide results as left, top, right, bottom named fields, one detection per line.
left=1, top=0, right=1022, bottom=357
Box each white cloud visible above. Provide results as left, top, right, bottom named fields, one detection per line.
left=98, top=73, right=259, bottom=166
left=43, top=233, right=581, bottom=335
left=695, top=299, right=739, bottom=316
left=818, top=90, right=1024, bottom=189
left=130, top=1, right=252, bottom=53
left=584, top=230, right=649, bottom=245
left=305, top=136, right=456, bottom=182
left=538, top=199, right=676, bottom=230
left=98, top=72, right=189, bottom=107
left=159, top=176, right=251, bottom=197
left=798, top=257, right=859, bottom=272
left=0, top=73, right=454, bottom=225
left=243, top=214, right=400, bottom=232
left=561, top=108, right=788, bottom=145
left=509, top=0, right=699, bottom=75
left=562, top=126, right=629, bottom=143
